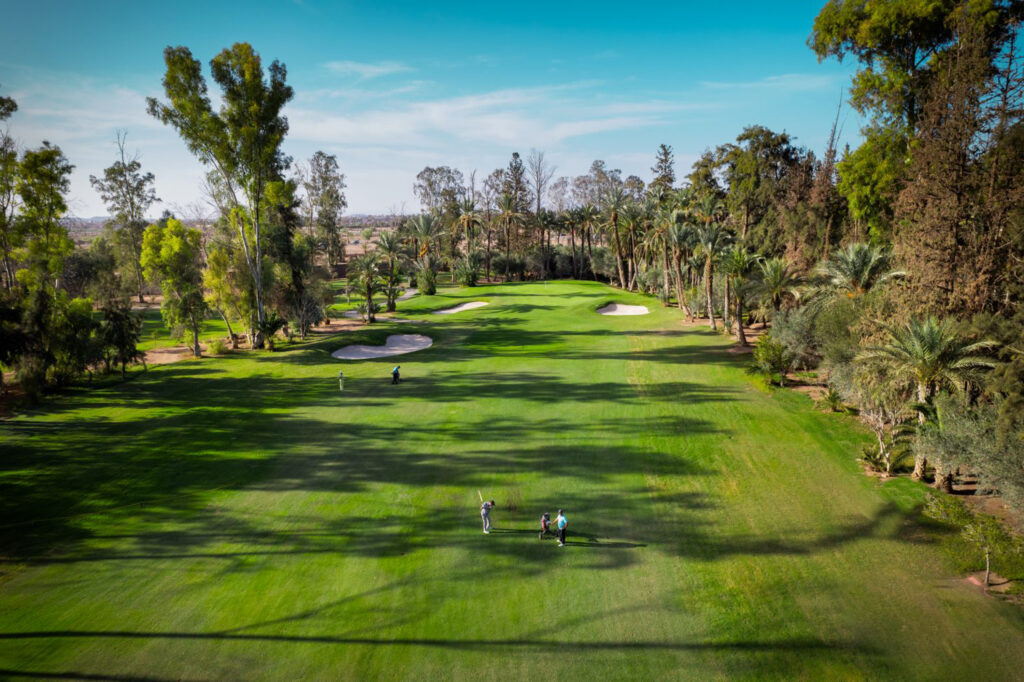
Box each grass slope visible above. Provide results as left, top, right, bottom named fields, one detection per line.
left=1, top=281, right=1023, bottom=680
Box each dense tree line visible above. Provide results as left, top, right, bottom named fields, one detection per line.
left=0, top=44, right=350, bottom=398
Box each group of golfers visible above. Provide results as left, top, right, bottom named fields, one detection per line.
left=480, top=500, right=569, bottom=546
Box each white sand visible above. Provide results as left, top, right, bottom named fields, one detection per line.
left=597, top=303, right=649, bottom=316
left=433, top=301, right=489, bottom=315
left=397, top=288, right=418, bottom=301
left=331, top=334, right=433, bottom=360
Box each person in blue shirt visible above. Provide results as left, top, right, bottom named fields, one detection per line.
left=391, top=365, right=400, bottom=384
left=555, top=509, right=568, bottom=546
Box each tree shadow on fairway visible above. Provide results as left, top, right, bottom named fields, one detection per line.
left=0, top=630, right=879, bottom=656
left=0, top=669, right=181, bottom=681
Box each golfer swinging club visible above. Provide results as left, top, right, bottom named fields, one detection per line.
left=480, top=498, right=495, bottom=534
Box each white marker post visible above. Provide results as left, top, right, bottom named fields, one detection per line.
left=338, top=370, right=344, bottom=392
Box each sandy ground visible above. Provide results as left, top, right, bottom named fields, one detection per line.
left=433, top=301, right=488, bottom=314
left=145, top=346, right=198, bottom=365
left=397, top=288, right=418, bottom=301
left=597, top=303, right=649, bottom=316
left=331, top=334, right=433, bottom=360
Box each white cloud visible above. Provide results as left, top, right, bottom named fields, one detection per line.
left=324, top=60, right=414, bottom=79
left=288, top=83, right=663, bottom=150
left=699, top=73, right=837, bottom=93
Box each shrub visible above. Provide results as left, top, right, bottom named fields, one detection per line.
left=208, top=339, right=228, bottom=355
left=815, top=387, right=846, bottom=413
left=746, top=333, right=793, bottom=386
left=454, top=260, right=480, bottom=287
left=416, top=268, right=437, bottom=295
left=773, top=307, right=820, bottom=370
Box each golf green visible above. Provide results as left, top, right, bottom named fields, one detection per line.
left=1, top=281, right=1023, bottom=680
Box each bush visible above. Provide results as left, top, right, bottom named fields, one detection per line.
left=746, top=333, right=792, bottom=386
left=815, top=386, right=846, bottom=413
left=416, top=268, right=437, bottom=295
left=208, top=339, right=228, bottom=355
left=454, top=260, right=480, bottom=287
left=773, top=307, right=820, bottom=370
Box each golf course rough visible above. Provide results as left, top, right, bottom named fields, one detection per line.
left=2, top=281, right=1024, bottom=681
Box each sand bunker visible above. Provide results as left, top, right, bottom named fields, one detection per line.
left=331, top=334, right=433, bottom=360
left=433, top=301, right=489, bottom=314
left=597, top=303, right=649, bottom=316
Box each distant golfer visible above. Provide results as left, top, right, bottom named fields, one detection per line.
left=481, top=499, right=495, bottom=534
left=391, top=365, right=401, bottom=384
left=555, top=509, right=568, bottom=546
left=539, top=512, right=555, bottom=540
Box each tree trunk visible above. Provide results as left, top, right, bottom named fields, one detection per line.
left=984, top=549, right=991, bottom=589
left=611, top=215, right=626, bottom=288
left=736, top=294, right=747, bottom=345
left=569, top=225, right=578, bottom=279
left=823, top=213, right=833, bottom=262
left=673, top=251, right=686, bottom=313
left=486, top=226, right=492, bottom=281
left=504, top=220, right=511, bottom=279
left=912, top=381, right=929, bottom=481
left=218, top=311, right=237, bottom=348
left=386, top=263, right=397, bottom=312
left=191, top=324, right=201, bottom=358
left=586, top=226, right=596, bottom=280
left=662, top=247, right=671, bottom=306
left=705, top=259, right=716, bottom=330
left=622, top=231, right=630, bottom=288
left=723, top=277, right=731, bottom=331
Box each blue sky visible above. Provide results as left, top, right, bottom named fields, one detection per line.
left=0, top=0, right=863, bottom=218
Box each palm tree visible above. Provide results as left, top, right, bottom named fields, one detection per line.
left=602, top=188, right=629, bottom=289
left=620, top=202, right=645, bottom=290
left=693, top=194, right=726, bottom=228
left=579, top=204, right=599, bottom=279
left=375, top=230, right=405, bottom=312
left=815, top=243, right=904, bottom=297
left=406, top=213, right=442, bottom=260
left=496, top=193, right=521, bottom=280
left=858, top=317, right=998, bottom=481
left=457, top=198, right=481, bottom=254
left=757, top=257, right=802, bottom=317
left=696, top=223, right=733, bottom=330
left=348, top=253, right=382, bottom=323
left=722, top=246, right=760, bottom=345
left=668, top=219, right=697, bottom=316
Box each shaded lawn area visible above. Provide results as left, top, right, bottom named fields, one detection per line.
left=1, top=281, right=1023, bottom=680
left=135, top=308, right=229, bottom=352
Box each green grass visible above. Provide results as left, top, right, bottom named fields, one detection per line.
left=2, top=281, right=1023, bottom=680
left=136, top=308, right=230, bottom=352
